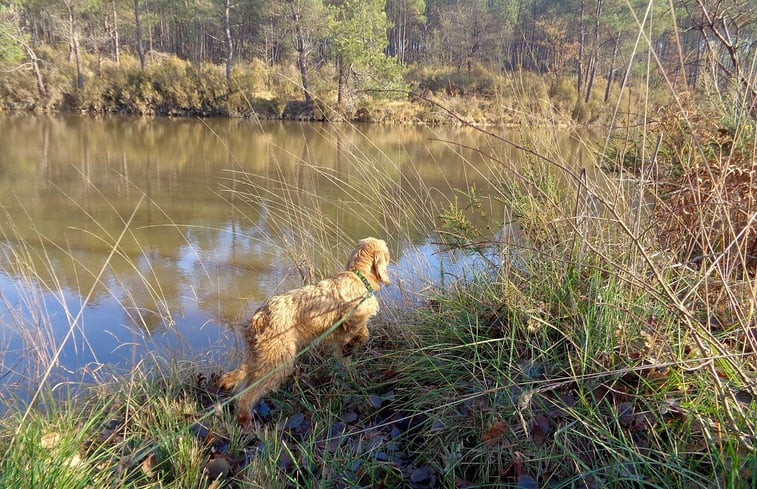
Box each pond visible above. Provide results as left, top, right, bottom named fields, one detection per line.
left=0, top=114, right=593, bottom=400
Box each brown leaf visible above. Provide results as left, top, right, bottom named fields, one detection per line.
left=454, top=476, right=473, bottom=488
left=481, top=420, right=509, bottom=446
left=141, top=454, right=156, bottom=478
left=615, top=402, right=634, bottom=428
left=531, top=415, right=551, bottom=445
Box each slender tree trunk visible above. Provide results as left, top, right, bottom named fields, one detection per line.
left=577, top=0, right=585, bottom=96
left=134, top=0, right=145, bottom=70
left=584, top=0, right=602, bottom=102
left=584, top=57, right=597, bottom=103
left=146, top=2, right=153, bottom=55
left=223, top=0, right=233, bottom=93
left=26, top=45, right=46, bottom=97
left=691, top=37, right=701, bottom=88
left=69, top=9, right=84, bottom=89
left=112, top=0, right=120, bottom=64
left=287, top=0, right=312, bottom=105
left=604, top=32, right=620, bottom=102
left=337, top=56, right=348, bottom=107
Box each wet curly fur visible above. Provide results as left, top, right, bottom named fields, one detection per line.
left=220, top=238, right=390, bottom=414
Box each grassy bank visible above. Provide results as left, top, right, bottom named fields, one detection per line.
left=0, top=48, right=652, bottom=126
left=1, top=98, right=755, bottom=488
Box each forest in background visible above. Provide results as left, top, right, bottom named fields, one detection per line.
left=0, top=0, right=755, bottom=122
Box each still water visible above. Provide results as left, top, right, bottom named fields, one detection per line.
left=0, top=114, right=591, bottom=396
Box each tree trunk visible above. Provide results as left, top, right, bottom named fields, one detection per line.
left=604, top=32, right=620, bottom=103
left=25, top=44, right=46, bottom=97
left=69, top=9, right=84, bottom=89
left=287, top=0, right=312, bottom=105
left=337, top=56, right=349, bottom=107
left=584, top=56, right=597, bottom=103
left=112, top=0, right=120, bottom=64
left=146, top=2, right=153, bottom=55
left=584, top=0, right=602, bottom=102
left=223, top=0, right=233, bottom=93
left=577, top=0, right=585, bottom=96
left=134, top=0, right=145, bottom=70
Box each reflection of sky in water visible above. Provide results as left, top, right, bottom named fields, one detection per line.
left=0, top=253, right=233, bottom=406
left=0, top=231, right=504, bottom=404
left=385, top=238, right=500, bottom=310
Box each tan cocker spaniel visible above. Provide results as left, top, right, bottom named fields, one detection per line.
left=220, top=237, right=390, bottom=415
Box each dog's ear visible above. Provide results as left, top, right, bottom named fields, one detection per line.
left=372, top=247, right=390, bottom=285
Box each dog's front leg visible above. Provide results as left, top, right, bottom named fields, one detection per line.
left=341, top=323, right=370, bottom=357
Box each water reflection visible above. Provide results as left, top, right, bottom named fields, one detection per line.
left=0, top=114, right=593, bottom=393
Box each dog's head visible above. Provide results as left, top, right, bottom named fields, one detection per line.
left=346, top=238, right=391, bottom=287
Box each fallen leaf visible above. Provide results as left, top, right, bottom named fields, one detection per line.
left=616, top=402, right=634, bottom=427
left=368, top=395, right=386, bottom=408
left=284, top=412, right=305, bottom=430
left=236, top=412, right=253, bottom=430
left=141, top=454, right=156, bottom=478
left=255, top=400, right=272, bottom=417
left=482, top=420, right=509, bottom=446
left=531, top=415, right=550, bottom=445
left=410, top=465, right=433, bottom=483
left=341, top=411, right=358, bottom=424
left=517, top=475, right=538, bottom=489
left=40, top=432, right=61, bottom=449
left=520, top=361, right=545, bottom=380
left=734, top=390, right=753, bottom=404
left=189, top=422, right=209, bottom=441
left=95, top=429, right=122, bottom=445
left=330, top=422, right=346, bottom=437
left=277, top=451, right=292, bottom=470
left=455, top=475, right=473, bottom=488
left=66, top=453, right=82, bottom=468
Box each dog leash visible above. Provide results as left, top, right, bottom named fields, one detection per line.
left=352, top=269, right=374, bottom=294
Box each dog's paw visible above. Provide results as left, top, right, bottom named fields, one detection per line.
left=341, top=341, right=356, bottom=357
left=218, top=374, right=233, bottom=391
left=218, top=369, right=245, bottom=391
left=236, top=412, right=253, bottom=430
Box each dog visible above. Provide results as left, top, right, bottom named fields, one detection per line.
left=219, top=237, right=390, bottom=415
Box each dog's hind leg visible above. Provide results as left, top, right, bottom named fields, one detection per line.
left=237, top=344, right=296, bottom=415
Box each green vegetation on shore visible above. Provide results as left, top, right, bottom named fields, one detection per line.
left=0, top=47, right=645, bottom=125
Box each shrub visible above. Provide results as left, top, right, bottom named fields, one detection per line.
left=406, top=63, right=504, bottom=97
left=655, top=109, right=757, bottom=276
left=549, top=76, right=578, bottom=114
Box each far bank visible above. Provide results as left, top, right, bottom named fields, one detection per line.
left=0, top=52, right=657, bottom=127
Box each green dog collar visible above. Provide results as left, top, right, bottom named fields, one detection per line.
left=352, top=269, right=374, bottom=293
